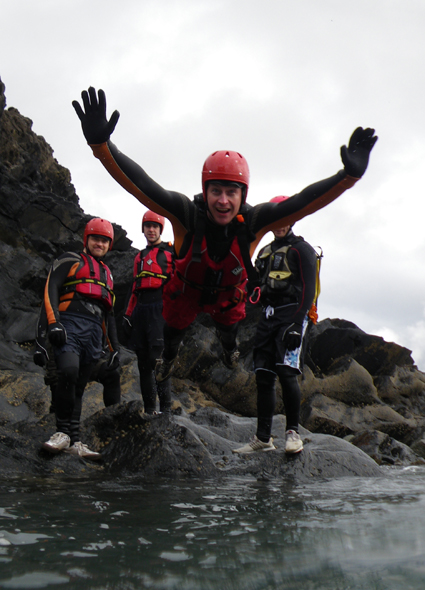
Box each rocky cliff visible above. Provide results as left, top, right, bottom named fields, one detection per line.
left=1, top=75, right=425, bottom=479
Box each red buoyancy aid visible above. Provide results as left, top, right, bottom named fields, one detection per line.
left=171, top=235, right=248, bottom=310
left=133, top=243, right=174, bottom=291
left=60, top=252, right=114, bottom=311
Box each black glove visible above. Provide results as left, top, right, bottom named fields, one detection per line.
left=72, top=87, right=120, bottom=144
left=33, top=350, right=47, bottom=367
left=122, top=315, right=133, bottom=339
left=341, top=127, right=378, bottom=178
left=107, top=350, right=120, bottom=372
left=48, top=322, right=67, bottom=348
left=283, top=323, right=303, bottom=351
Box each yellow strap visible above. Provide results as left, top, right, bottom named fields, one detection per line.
left=136, top=270, right=168, bottom=280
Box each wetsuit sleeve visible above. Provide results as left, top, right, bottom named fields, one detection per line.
left=35, top=302, right=49, bottom=357
left=44, top=253, right=81, bottom=326
left=123, top=253, right=139, bottom=317
left=107, top=313, right=120, bottom=351
left=124, top=290, right=137, bottom=318
left=247, top=170, right=358, bottom=254
left=89, top=141, right=194, bottom=255
left=289, top=242, right=318, bottom=325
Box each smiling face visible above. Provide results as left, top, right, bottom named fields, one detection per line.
left=206, top=182, right=243, bottom=226
left=273, top=226, right=291, bottom=239
left=143, top=222, right=162, bottom=245
left=86, top=235, right=111, bottom=258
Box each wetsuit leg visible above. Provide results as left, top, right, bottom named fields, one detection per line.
left=275, top=365, right=301, bottom=432
left=157, top=380, right=171, bottom=413
left=149, top=343, right=171, bottom=413
left=137, top=350, right=157, bottom=414
left=215, top=321, right=238, bottom=353
left=163, top=323, right=186, bottom=361
left=69, top=362, right=95, bottom=443
left=55, top=352, right=80, bottom=438
left=44, top=345, right=59, bottom=413
left=255, top=369, right=277, bottom=442
left=100, top=368, right=121, bottom=406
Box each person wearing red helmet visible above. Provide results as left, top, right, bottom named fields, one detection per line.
left=41, top=217, right=120, bottom=459
left=73, top=87, right=377, bottom=380
left=122, top=210, right=174, bottom=414
left=234, top=197, right=319, bottom=454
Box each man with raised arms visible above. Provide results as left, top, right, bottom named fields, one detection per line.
left=73, top=88, right=377, bottom=382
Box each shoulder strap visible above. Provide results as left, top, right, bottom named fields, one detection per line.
left=192, top=195, right=207, bottom=263
left=234, top=213, right=259, bottom=285
left=80, top=252, right=96, bottom=276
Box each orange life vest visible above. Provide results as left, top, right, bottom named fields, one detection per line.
left=59, top=252, right=114, bottom=311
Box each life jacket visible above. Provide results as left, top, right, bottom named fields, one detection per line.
left=59, top=252, right=114, bottom=312
left=172, top=235, right=248, bottom=310
left=257, top=240, right=323, bottom=324
left=133, top=242, right=174, bottom=291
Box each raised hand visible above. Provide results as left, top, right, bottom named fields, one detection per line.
left=341, top=127, right=378, bottom=178
left=72, top=87, right=120, bottom=144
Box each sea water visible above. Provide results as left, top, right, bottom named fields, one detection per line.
left=1, top=466, right=425, bottom=589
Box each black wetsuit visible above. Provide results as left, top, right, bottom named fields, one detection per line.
left=253, top=230, right=317, bottom=441
left=88, top=140, right=358, bottom=357
left=124, top=241, right=174, bottom=413
left=42, top=251, right=119, bottom=443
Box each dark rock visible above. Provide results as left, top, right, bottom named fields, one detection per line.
left=0, top=399, right=383, bottom=480
left=348, top=430, right=424, bottom=466
left=308, top=318, right=414, bottom=375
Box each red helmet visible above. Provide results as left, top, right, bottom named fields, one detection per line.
left=83, top=218, right=114, bottom=250
left=142, top=210, right=165, bottom=234
left=202, top=150, right=250, bottom=202
left=270, top=196, right=291, bottom=204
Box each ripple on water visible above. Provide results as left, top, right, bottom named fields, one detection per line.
left=0, top=470, right=425, bottom=588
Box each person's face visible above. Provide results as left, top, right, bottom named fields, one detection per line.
left=206, top=183, right=243, bottom=226
left=273, top=226, right=291, bottom=239
left=143, top=222, right=161, bottom=244
left=86, top=235, right=110, bottom=257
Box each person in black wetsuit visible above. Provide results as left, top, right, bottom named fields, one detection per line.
left=40, top=217, right=120, bottom=460
left=34, top=315, right=121, bottom=414
left=72, top=88, right=377, bottom=384
left=122, top=210, right=174, bottom=414
left=234, top=197, right=318, bottom=454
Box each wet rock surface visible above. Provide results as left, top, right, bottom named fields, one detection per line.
left=1, top=75, right=425, bottom=479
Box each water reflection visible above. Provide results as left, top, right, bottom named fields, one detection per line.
left=0, top=468, right=425, bottom=589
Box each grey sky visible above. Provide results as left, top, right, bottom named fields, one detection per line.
left=2, top=0, right=425, bottom=366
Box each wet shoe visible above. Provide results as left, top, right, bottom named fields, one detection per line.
left=42, top=432, right=70, bottom=454
left=155, top=357, right=175, bottom=382
left=65, top=441, right=101, bottom=461
left=285, top=430, right=303, bottom=454
left=233, top=435, right=276, bottom=454
left=223, top=348, right=240, bottom=369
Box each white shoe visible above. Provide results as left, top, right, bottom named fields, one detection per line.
left=42, top=432, right=70, bottom=454
left=65, top=441, right=101, bottom=461
left=233, top=435, right=276, bottom=454
left=285, top=430, right=303, bottom=454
